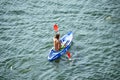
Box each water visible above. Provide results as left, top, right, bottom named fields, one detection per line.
left=0, top=0, right=120, bottom=80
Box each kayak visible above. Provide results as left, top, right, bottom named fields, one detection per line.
left=48, top=31, right=73, bottom=61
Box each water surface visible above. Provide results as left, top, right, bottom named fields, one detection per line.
left=0, top=0, right=120, bottom=80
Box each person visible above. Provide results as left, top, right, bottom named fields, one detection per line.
left=53, top=32, right=71, bottom=60
left=53, top=33, right=61, bottom=51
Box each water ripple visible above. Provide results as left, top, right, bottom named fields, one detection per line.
left=0, top=0, right=120, bottom=80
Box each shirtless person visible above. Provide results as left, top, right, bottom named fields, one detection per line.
left=53, top=33, right=61, bottom=51
left=53, top=33, right=71, bottom=60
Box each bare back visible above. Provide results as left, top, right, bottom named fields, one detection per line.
left=53, top=38, right=61, bottom=51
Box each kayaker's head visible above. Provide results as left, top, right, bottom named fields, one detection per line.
left=55, top=33, right=60, bottom=40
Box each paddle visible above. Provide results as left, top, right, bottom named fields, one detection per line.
left=66, top=51, right=71, bottom=60
left=53, top=24, right=71, bottom=60
left=53, top=24, right=59, bottom=32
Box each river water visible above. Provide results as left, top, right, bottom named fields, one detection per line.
left=0, top=0, right=120, bottom=80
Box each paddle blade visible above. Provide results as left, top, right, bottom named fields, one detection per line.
left=53, top=24, right=58, bottom=32
left=66, top=51, right=71, bottom=59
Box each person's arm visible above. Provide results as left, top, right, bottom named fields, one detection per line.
left=54, top=39, right=59, bottom=51
left=58, top=41, right=61, bottom=50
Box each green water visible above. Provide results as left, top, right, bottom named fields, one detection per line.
left=0, top=0, right=120, bottom=80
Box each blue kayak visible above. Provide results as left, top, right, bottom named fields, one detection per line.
left=48, top=31, right=73, bottom=61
